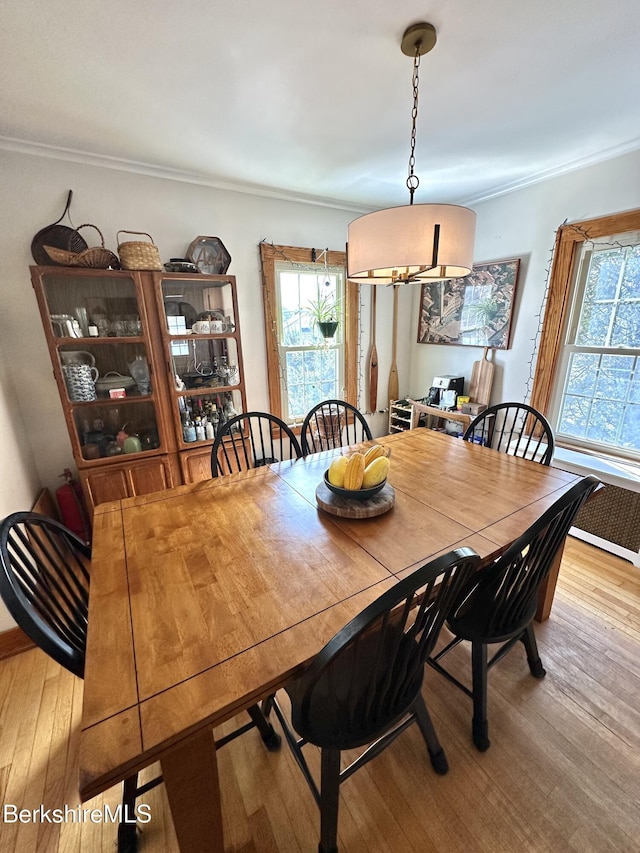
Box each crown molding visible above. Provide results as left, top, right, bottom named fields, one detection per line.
left=0, top=135, right=371, bottom=215
left=462, top=137, right=640, bottom=206
left=3, top=133, right=640, bottom=213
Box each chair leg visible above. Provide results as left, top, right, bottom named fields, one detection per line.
left=247, top=703, right=282, bottom=751
left=117, top=774, right=139, bottom=853
left=412, top=694, right=448, bottom=775
left=520, top=624, right=547, bottom=679
left=319, top=747, right=341, bottom=853
left=471, top=641, right=490, bottom=752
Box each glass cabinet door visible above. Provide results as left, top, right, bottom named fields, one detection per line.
left=37, top=269, right=166, bottom=462
left=157, top=274, right=246, bottom=449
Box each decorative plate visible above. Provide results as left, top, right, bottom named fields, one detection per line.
left=186, top=236, right=231, bottom=275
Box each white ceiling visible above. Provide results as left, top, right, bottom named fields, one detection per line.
left=2, top=0, right=640, bottom=211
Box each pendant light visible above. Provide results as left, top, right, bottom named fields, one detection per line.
left=347, top=23, right=476, bottom=284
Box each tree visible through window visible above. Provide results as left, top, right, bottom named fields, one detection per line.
left=277, top=264, right=344, bottom=421
left=551, top=236, right=640, bottom=458
left=259, top=243, right=358, bottom=425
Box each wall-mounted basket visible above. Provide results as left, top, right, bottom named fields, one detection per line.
left=31, top=190, right=88, bottom=265
left=117, top=231, right=163, bottom=271
left=44, top=224, right=120, bottom=269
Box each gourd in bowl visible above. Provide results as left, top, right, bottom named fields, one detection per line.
left=324, top=446, right=390, bottom=501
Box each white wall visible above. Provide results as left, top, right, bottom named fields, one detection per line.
left=0, top=150, right=405, bottom=506
left=409, top=149, right=640, bottom=402
left=1, top=146, right=638, bottom=630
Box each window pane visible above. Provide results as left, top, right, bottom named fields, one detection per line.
left=286, top=351, right=303, bottom=384
left=288, top=384, right=305, bottom=420
left=611, top=302, right=640, bottom=347
left=565, top=352, right=598, bottom=397
left=594, top=355, right=634, bottom=401
left=585, top=249, right=622, bottom=301
left=558, top=395, right=590, bottom=438
left=620, top=404, right=640, bottom=450
left=620, top=246, right=640, bottom=299
left=283, top=347, right=340, bottom=420
left=585, top=399, right=624, bottom=444
left=575, top=302, right=614, bottom=346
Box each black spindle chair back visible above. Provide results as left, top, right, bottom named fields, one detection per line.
left=0, top=512, right=90, bottom=677
left=301, top=399, right=372, bottom=455
left=463, top=402, right=555, bottom=465
left=211, top=411, right=302, bottom=477
left=270, top=549, right=480, bottom=853
left=429, top=475, right=600, bottom=751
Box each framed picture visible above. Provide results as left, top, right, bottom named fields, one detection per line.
left=417, top=258, right=521, bottom=349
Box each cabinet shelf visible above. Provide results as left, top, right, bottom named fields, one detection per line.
left=31, top=266, right=247, bottom=513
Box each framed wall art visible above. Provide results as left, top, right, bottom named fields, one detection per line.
left=417, top=257, right=521, bottom=349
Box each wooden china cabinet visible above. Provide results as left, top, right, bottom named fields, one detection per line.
left=30, top=266, right=247, bottom=515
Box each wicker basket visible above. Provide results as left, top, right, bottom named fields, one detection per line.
left=117, top=230, right=163, bottom=271
left=44, top=224, right=120, bottom=269
left=31, top=190, right=89, bottom=265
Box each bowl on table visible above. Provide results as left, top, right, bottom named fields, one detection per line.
left=323, top=470, right=387, bottom=501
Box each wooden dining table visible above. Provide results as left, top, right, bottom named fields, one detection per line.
left=79, top=427, right=582, bottom=852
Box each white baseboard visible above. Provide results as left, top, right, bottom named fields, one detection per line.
left=569, top=527, right=640, bottom=568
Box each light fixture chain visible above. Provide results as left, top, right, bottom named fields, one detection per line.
left=407, top=45, right=421, bottom=203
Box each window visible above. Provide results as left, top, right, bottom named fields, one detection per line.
left=531, top=209, right=640, bottom=463
left=552, top=239, right=640, bottom=457
left=260, top=244, right=359, bottom=425
left=276, top=264, right=344, bottom=421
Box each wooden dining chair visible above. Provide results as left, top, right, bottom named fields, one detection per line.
left=210, top=411, right=302, bottom=477
left=428, top=475, right=600, bottom=752
left=463, top=401, right=555, bottom=465
left=0, top=511, right=280, bottom=853
left=300, top=399, right=372, bottom=455
left=267, top=548, right=480, bottom=853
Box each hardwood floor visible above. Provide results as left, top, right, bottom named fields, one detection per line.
left=0, top=536, right=639, bottom=852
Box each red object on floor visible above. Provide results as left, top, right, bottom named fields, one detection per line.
left=55, top=469, right=91, bottom=543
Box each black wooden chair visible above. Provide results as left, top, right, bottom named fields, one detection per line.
left=428, top=475, right=600, bottom=752
left=268, top=548, right=480, bottom=853
left=210, top=411, right=302, bottom=477
left=463, top=402, right=555, bottom=465
left=0, top=511, right=280, bottom=853
left=300, top=399, right=372, bottom=455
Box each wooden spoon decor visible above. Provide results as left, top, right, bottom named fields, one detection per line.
left=368, top=286, right=378, bottom=413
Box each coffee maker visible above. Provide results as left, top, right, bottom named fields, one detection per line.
left=425, top=375, right=464, bottom=408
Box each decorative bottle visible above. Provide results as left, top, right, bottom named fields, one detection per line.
left=182, top=413, right=196, bottom=443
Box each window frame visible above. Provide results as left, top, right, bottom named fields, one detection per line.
left=530, top=207, right=640, bottom=460
left=259, top=243, right=359, bottom=425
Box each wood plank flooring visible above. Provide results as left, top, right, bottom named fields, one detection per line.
left=0, top=536, right=638, bottom=852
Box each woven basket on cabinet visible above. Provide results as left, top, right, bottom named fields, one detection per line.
left=44, top=224, right=120, bottom=269
left=117, top=230, right=163, bottom=271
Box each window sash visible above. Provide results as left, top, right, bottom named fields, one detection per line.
left=548, top=232, right=640, bottom=460
left=259, top=243, right=358, bottom=426
left=275, top=265, right=345, bottom=423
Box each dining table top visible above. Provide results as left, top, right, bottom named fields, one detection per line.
left=79, top=427, right=582, bottom=846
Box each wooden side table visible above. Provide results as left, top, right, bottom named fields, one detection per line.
left=406, top=399, right=472, bottom=431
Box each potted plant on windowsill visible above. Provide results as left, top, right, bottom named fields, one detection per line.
left=305, top=294, right=342, bottom=339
